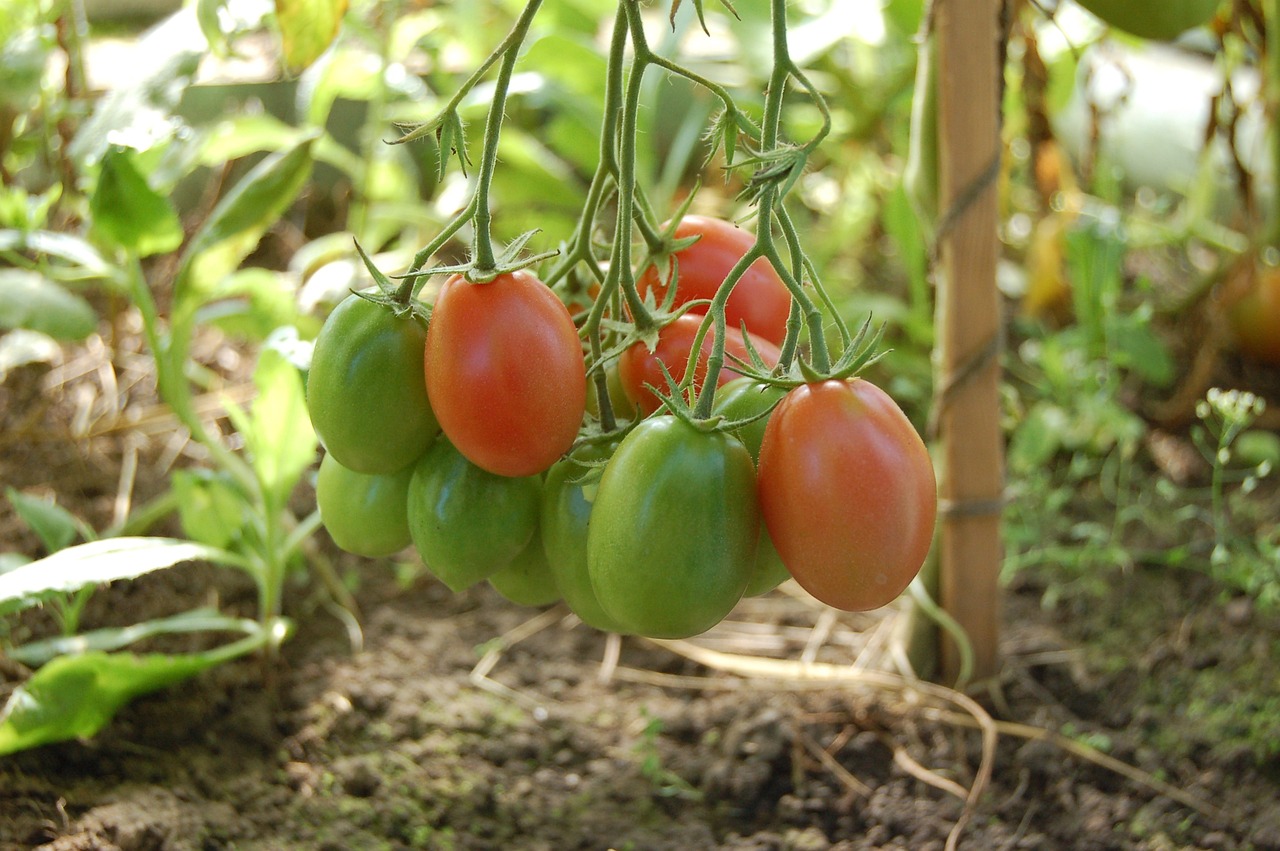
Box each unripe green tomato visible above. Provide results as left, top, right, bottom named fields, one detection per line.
left=1074, top=0, right=1218, bottom=41
left=540, top=445, right=628, bottom=633
left=307, top=293, right=439, bottom=474
left=585, top=366, right=637, bottom=423
left=714, top=378, right=791, bottom=597
left=315, top=453, right=414, bottom=558
left=488, top=527, right=562, bottom=607
left=406, top=438, right=541, bottom=592
left=588, top=417, right=759, bottom=638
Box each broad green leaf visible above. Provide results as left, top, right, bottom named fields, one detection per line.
left=172, top=471, right=247, bottom=550
left=0, top=269, right=98, bottom=340
left=0, top=230, right=120, bottom=284
left=0, top=627, right=273, bottom=755
left=8, top=608, right=257, bottom=668
left=5, top=488, right=86, bottom=554
left=1107, top=310, right=1176, bottom=388
left=179, top=135, right=318, bottom=294
left=90, top=146, right=184, bottom=258
left=246, top=348, right=316, bottom=516
left=275, top=0, right=349, bottom=75
left=198, top=114, right=304, bottom=167
left=0, top=538, right=244, bottom=617
left=195, top=267, right=300, bottom=342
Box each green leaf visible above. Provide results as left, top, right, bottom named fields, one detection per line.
left=0, top=230, right=121, bottom=285
left=5, top=488, right=86, bottom=554
left=1107, top=310, right=1176, bottom=388
left=8, top=608, right=258, bottom=668
left=197, top=114, right=305, bottom=167
left=171, top=471, right=247, bottom=550
left=195, top=268, right=300, bottom=341
left=275, top=0, right=349, bottom=75
left=179, top=134, right=318, bottom=294
left=90, top=146, right=184, bottom=257
left=0, top=538, right=244, bottom=617
left=0, top=628, right=273, bottom=755
left=0, top=268, right=98, bottom=340
left=246, top=348, right=316, bottom=516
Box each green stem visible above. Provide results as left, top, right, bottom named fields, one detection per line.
left=469, top=3, right=543, bottom=279
left=127, top=258, right=255, bottom=491
left=401, top=194, right=478, bottom=297
left=1267, top=0, right=1280, bottom=246
left=613, top=1, right=660, bottom=328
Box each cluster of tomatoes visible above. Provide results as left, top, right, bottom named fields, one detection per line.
left=304, top=216, right=938, bottom=639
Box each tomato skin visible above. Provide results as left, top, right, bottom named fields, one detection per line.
left=1227, top=266, right=1280, bottom=366
left=307, top=293, right=439, bottom=474
left=315, top=453, right=413, bottom=558
left=757, top=379, right=936, bottom=612
left=488, top=527, right=562, bottom=607
left=618, top=314, right=782, bottom=416
left=425, top=270, right=587, bottom=477
left=587, top=417, right=759, bottom=638
left=406, top=438, right=541, bottom=592
left=639, top=215, right=792, bottom=345
left=713, top=378, right=791, bottom=596
left=540, top=446, right=628, bottom=633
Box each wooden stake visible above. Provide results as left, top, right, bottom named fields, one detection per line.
left=934, top=0, right=1005, bottom=683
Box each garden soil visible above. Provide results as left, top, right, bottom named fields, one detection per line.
left=1, top=356, right=1279, bottom=851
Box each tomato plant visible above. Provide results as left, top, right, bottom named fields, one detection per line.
left=617, top=314, right=781, bottom=416
left=713, top=378, right=792, bottom=596
left=425, top=270, right=587, bottom=478
left=757, top=379, right=937, bottom=612
left=315, top=453, right=414, bottom=558
left=540, top=445, right=628, bottom=633
left=488, top=528, right=561, bottom=607
left=638, top=216, right=793, bottom=345
left=587, top=417, right=759, bottom=638
left=306, top=293, right=439, bottom=474
left=585, top=365, right=637, bottom=423
left=406, top=438, right=541, bottom=592
left=1227, top=263, right=1280, bottom=366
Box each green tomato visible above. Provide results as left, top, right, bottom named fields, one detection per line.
left=407, top=438, right=540, bottom=591
left=713, top=378, right=787, bottom=459
left=315, top=453, right=414, bottom=558
left=541, top=445, right=628, bottom=633
left=714, top=378, right=791, bottom=597
left=1074, top=0, right=1218, bottom=40
left=587, top=417, right=759, bottom=638
left=488, top=527, right=562, bottom=607
left=307, top=293, right=439, bottom=474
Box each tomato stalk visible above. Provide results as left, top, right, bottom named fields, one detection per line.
left=468, top=0, right=544, bottom=281
left=1267, top=0, right=1280, bottom=248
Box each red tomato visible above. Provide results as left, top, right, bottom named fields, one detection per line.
left=757, top=379, right=937, bottom=612
left=638, top=215, right=793, bottom=345
left=425, top=270, right=587, bottom=477
left=617, top=314, right=782, bottom=416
